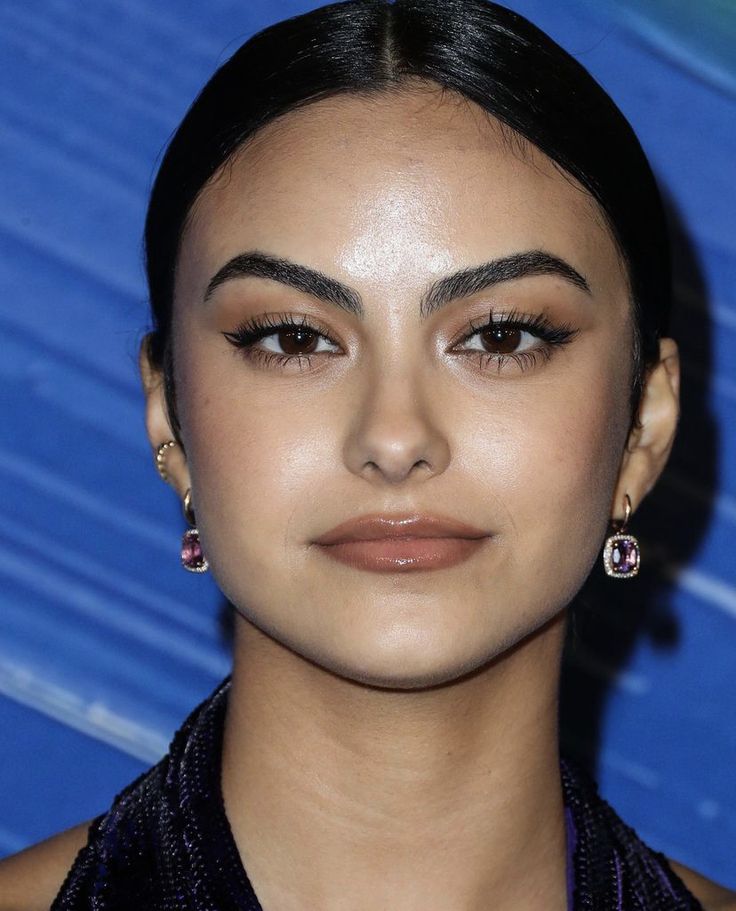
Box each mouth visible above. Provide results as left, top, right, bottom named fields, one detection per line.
left=311, top=513, right=491, bottom=573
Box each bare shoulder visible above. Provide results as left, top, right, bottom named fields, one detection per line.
left=669, top=857, right=736, bottom=911
left=0, top=820, right=92, bottom=911
left=0, top=830, right=732, bottom=911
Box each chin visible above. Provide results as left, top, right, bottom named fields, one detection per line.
left=307, top=604, right=567, bottom=692
left=313, top=627, right=508, bottom=692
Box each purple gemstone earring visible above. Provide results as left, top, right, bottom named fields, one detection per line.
left=602, top=493, right=640, bottom=579
left=181, top=488, right=209, bottom=574
left=153, top=441, right=209, bottom=573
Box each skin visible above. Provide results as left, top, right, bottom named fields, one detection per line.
left=1, top=85, right=733, bottom=910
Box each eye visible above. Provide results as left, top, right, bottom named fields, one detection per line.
left=461, top=323, right=538, bottom=355
left=256, top=324, right=336, bottom=357
left=452, top=309, right=578, bottom=374
left=223, top=313, right=341, bottom=370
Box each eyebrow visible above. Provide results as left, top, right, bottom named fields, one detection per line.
left=203, top=248, right=591, bottom=317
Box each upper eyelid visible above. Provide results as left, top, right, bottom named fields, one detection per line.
left=452, top=313, right=560, bottom=345
left=226, top=313, right=337, bottom=340
left=461, top=317, right=539, bottom=336
left=233, top=310, right=552, bottom=338
left=468, top=307, right=554, bottom=327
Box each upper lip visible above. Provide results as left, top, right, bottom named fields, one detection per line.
left=313, top=513, right=489, bottom=545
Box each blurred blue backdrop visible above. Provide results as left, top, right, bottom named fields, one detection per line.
left=0, top=0, right=734, bottom=887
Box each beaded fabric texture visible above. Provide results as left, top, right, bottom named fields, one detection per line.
left=51, top=678, right=703, bottom=910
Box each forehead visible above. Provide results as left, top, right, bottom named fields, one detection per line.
left=180, top=85, right=623, bottom=297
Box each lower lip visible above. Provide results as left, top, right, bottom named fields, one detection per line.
left=313, top=536, right=489, bottom=573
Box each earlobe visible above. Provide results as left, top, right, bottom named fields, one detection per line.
left=139, top=334, right=191, bottom=496
left=612, top=337, right=680, bottom=517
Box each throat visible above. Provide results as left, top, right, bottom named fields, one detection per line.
left=220, top=623, right=570, bottom=911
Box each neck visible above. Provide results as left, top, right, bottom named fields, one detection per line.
left=222, top=612, right=569, bottom=911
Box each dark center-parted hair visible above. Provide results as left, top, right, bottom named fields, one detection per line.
left=144, top=0, right=671, bottom=437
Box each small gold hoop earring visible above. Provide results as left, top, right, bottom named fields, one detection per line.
left=182, top=488, right=196, bottom=526
left=602, top=493, right=640, bottom=579
left=181, top=488, right=209, bottom=573
left=617, top=493, right=632, bottom=533
left=155, top=439, right=178, bottom=483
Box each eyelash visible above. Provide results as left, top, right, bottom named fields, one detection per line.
left=459, top=308, right=578, bottom=373
left=222, top=309, right=579, bottom=374
left=223, top=313, right=337, bottom=372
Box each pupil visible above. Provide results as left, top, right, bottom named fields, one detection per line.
left=280, top=328, right=318, bottom=355
left=481, top=326, right=521, bottom=355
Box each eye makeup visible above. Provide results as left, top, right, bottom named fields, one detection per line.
left=222, top=312, right=340, bottom=372
left=222, top=307, right=579, bottom=375
left=451, top=307, right=579, bottom=374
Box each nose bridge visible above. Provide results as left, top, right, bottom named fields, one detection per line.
left=342, top=354, right=450, bottom=483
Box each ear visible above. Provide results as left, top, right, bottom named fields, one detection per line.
left=139, top=334, right=191, bottom=499
left=611, top=337, right=680, bottom=521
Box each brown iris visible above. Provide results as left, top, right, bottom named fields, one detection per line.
left=278, top=327, right=320, bottom=355
left=480, top=326, right=522, bottom=354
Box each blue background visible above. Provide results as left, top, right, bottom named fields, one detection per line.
left=1, top=0, right=734, bottom=887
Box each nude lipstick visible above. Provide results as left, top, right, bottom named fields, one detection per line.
left=311, top=513, right=490, bottom=573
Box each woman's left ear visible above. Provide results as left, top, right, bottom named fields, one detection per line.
left=612, top=337, right=680, bottom=518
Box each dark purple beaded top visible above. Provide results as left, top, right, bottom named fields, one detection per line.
left=51, top=677, right=703, bottom=910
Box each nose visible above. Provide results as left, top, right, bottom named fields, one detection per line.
left=342, top=364, right=451, bottom=485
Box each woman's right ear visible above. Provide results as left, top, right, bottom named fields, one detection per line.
left=139, top=334, right=190, bottom=496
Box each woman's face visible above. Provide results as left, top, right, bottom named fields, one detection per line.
left=170, top=87, right=634, bottom=688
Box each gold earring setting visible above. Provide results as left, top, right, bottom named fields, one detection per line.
left=602, top=493, right=640, bottom=579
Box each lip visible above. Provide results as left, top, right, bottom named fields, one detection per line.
left=312, top=513, right=489, bottom=545
left=311, top=514, right=491, bottom=573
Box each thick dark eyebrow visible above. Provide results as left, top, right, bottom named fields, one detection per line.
left=203, top=249, right=591, bottom=317
left=204, top=252, right=362, bottom=314
left=420, top=249, right=591, bottom=318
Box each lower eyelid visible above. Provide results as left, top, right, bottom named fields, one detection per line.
left=465, top=346, right=547, bottom=363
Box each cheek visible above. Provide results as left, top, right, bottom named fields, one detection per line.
left=172, top=332, right=336, bottom=573
left=492, top=367, right=629, bottom=604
